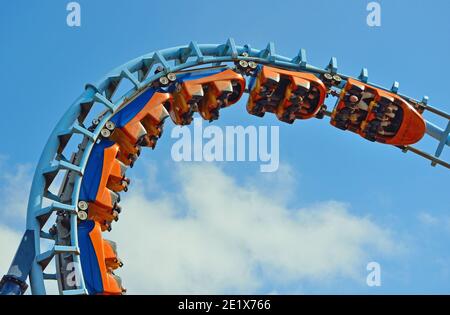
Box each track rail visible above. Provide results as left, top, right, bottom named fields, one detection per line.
left=1, top=39, right=449, bottom=295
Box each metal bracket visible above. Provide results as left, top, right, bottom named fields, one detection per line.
left=359, top=68, right=369, bottom=83
left=292, top=48, right=307, bottom=69
left=326, top=57, right=338, bottom=74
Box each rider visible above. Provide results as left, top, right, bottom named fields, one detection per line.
left=300, top=86, right=318, bottom=113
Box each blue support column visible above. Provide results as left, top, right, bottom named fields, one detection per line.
left=0, top=230, right=35, bottom=295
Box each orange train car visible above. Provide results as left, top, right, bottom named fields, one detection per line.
left=330, top=78, right=426, bottom=145
left=247, top=65, right=327, bottom=123
left=79, top=141, right=125, bottom=231
left=103, top=239, right=123, bottom=270
left=78, top=220, right=125, bottom=295
left=80, top=88, right=173, bottom=231
left=107, top=90, right=171, bottom=166
left=168, top=68, right=246, bottom=125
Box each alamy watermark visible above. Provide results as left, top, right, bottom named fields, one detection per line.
left=367, top=2, right=381, bottom=27
left=65, top=261, right=82, bottom=287
left=66, top=2, right=81, bottom=27
left=366, top=261, right=382, bottom=287
left=171, top=118, right=279, bottom=173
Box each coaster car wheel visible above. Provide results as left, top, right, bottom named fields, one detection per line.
left=322, top=73, right=342, bottom=87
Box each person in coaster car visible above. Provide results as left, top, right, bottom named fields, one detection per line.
left=296, top=86, right=319, bottom=115
left=377, top=104, right=400, bottom=136
left=349, top=111, right=365, bottom=125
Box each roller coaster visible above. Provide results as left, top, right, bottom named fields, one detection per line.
left=1, top=39, right=449, bottom=295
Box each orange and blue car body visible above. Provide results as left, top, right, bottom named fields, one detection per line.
left=109, top=89, right=171, bottom=166
left=79, top=140, right=123, bottom=231
left=247, top=65, right=327, bottom=123
left=78, top=220, right=124, bottom=295
left=78, top=86, right=176, bottom=292
left=168, top=68, right=245, bottom=125
left=79, top=87, right=171, bottom=230
left=330, top=78, right=426, bottom=145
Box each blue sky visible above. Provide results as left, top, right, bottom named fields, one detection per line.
left=0, top=0, right=450, bottom=294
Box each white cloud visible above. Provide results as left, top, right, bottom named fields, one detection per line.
left=417, top=212, right=439, bottom=226
left=417, top=212, right=450, bottom=234
left=0, top=157, right=398, bottom=294
left=110, top=162, right=396, bottom=294
left=0, top=159, right=32, bottom=224
left=0, top=159, right=32, bottom=265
